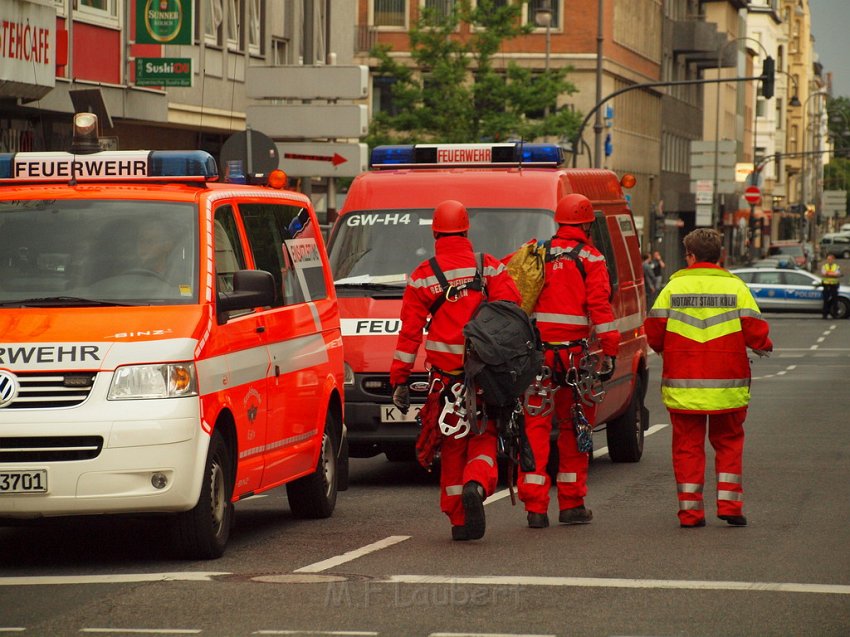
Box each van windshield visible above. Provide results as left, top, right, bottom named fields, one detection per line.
left=0, top=199, right=198, bottom=306
left=328, top=208, right=556, bottom=285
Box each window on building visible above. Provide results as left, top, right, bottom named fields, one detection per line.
left=373, top=0, right=406, bottom=27
left=205, top=0, right=224, bottom=46
left=423, top=0, right=456, bottom=20
left=248, top=0, right=262, bottom=55
left=271, top=37, right=290, bottom=65
left=226, top=0, right=242, bottom=50
left=373, top=76, right=401, bottom=116
left=77, top=0, right=118, bottom=23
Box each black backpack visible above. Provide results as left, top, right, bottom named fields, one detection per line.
left=463, top=300, right=543, bottom=407
left=428, top=254, right=542, bottom=408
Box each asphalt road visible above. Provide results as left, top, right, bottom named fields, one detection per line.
left=1, top=313, right=848, bottom=637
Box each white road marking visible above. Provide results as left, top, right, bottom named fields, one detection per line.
left=429, top=634, right=555, bottom=637
left=81, top=630, right=201, bottom=634
left=251, top=630, right=378, bottom=637
left=384, top=574, right=850, bottom=596
left=0, top=572, right=227, bottom=586
left=293, top=536, right=411, bottom=574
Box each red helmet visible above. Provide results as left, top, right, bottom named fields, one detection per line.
left=555, top=193, right=595, bottom=225
left=432, top=200, right=470, bottom=233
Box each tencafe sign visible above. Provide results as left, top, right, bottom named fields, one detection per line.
left=136, top=0, right=192, bottom=45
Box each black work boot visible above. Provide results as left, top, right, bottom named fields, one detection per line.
left=558, top=505, right=593, bottom=525
left=462, top=481, right=486, bottom=540
left=451, top=525, right=469, bottom=541
left=719, top=514, right=748, bottom=527
left=527, top=512, right=549, bottom=528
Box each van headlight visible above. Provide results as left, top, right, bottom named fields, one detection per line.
left=108, top=363, right=198, bottom=400
left=343, top=362, right=354, bottom=386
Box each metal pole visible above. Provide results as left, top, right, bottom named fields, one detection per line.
left=544, top=21, right=550, bottom=118
left=593, top=0, right=604, bottom=168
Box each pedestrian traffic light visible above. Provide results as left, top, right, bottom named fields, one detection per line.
left=761, top=56, right=775, bottom=99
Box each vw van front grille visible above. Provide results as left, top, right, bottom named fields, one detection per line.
left=1, top=372, right=96, bottom=409
left=0, top=436, right=103, bottom=462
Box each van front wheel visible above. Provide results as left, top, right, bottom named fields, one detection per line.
left=606, top=377, right=646, bottom=463
left=173, top=431, right=234, bottom=560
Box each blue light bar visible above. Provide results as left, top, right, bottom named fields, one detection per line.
left=0, top=155, right=12, bottom=179
left=0, top=150, right=218, bottom=183
left=369, top=145, right=416, bottom=166
left=370, top=142, right=564, bottom=169
left=149, top=151, right=218, bottom=180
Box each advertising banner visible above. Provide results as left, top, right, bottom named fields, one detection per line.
left=136, top=0, right=193, bottom=45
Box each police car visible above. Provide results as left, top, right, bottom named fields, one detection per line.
left=0, top=113, right=347, bottom=559
left=731, top=266, right=850, bottom=318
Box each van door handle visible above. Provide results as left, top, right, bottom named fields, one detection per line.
left=256, top=326, right=265, bottom=333
left=275, top=365, right=281, bottom=377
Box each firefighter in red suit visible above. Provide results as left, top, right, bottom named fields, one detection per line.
left=519, top=194, right=620, bottom=529
left=390, top=200, right=521, bottom=541
left=645, top=228, right=772, bottom=528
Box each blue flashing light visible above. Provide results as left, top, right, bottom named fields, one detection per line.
left=517, top=143, right=564, bottom=165
left=0, top=155, right=12, bottom=179
left=149, top=151, right=218, bottom=180
left=370, top=145, right=416, bottom=167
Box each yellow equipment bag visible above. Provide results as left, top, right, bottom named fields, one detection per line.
left=506, top=239, right=546, bottom=315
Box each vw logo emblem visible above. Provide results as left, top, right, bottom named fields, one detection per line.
left=0, top=370, right=20, bottom=408
left=409, top=381, right=429, bottom=393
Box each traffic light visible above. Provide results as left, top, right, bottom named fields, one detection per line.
left=775, top=151, right=782, bottom=175
left=761, top=56, right=775, bottom=99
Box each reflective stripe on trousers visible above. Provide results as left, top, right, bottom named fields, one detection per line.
left=671, top=410, right=746, bottom=525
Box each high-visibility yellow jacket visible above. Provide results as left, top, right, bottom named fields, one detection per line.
left=821, top=262, right=841, bottom=285
left=645, top=263, right=773, bottom=414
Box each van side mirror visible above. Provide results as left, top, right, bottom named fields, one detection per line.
left=217, top=269, right=275, bottom=319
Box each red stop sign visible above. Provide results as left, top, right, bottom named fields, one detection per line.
left=744, top=185, right=761, bottom=206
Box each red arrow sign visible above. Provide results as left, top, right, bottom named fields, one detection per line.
left=283, top=152, right=347, bottom=167
left=744, top=185, right=761, bottom=206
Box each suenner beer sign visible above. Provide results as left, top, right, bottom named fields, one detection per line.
left=135, top=57, right=192, bottom=87
left=136, top=0, right=192, bottom=45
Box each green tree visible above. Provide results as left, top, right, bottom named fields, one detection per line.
left=366, top=0, right=582, bottom=147
left=825, top=96, right=850, bottom=215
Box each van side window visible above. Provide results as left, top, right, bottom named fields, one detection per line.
left=239, top=202, right=328, bottom=306
left=214, top=206, right=246, bottom=294
left=589, top=210, right=619, bottom=290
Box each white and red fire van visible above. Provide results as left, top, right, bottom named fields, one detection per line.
left=327, top=142, right=648, bottom=465
left=0, top=113, right=347, bottom=559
